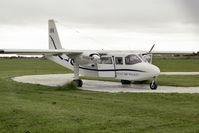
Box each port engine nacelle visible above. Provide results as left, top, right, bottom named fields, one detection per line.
left=75, top=52, right=100, bottom=65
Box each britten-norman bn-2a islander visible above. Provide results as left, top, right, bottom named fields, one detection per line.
left=0, top=20, right=197, bottom=89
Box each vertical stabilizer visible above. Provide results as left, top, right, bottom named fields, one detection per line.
left=48, top=19, right=62, bottom=49
left=47, top=19, right=73, bottom=70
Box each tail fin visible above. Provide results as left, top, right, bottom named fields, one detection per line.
left=48, top=19, right=62, bottom=49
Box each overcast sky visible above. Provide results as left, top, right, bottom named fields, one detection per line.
left=0, top=0, right=198, bottom=51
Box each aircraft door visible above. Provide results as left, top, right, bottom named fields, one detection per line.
left=97, top=56, right=115, bottom=78
left=114, top=57, right=124, bottom=78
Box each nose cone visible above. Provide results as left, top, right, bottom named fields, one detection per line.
left=144, top=63, right=160, bottom=77
left=152, top=65, right=160, bottom=77
left=131, top=63, right=160, bottom=81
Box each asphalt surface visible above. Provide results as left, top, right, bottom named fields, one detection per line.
left=12, top=73, right=199, bottom=93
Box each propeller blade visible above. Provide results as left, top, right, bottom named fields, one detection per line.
left=149, top=44, right=155, bottom=54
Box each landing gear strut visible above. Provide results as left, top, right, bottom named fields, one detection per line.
left=73, top=61, right=83, bottom=87
left=150, top=77, right=158, bottom=90
left=121, top=80, right=131, bottom=85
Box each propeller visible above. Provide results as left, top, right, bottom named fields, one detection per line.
left=149, top=44, right=155, bottom=54
left=142, top=44, right=155, bottom=56
left=142, top=44, right=155, bottom=64
left=147, top=44, right=155, bottom=64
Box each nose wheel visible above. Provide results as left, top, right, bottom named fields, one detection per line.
left=150, top=77, right=158, bottom=90
left=150, top=81, right=157, bottom=90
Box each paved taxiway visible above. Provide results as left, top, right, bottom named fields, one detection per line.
left=12, top=73, right=199, bottom=93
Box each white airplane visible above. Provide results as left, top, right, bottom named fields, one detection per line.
left=0, top=20, right=197, bottom=89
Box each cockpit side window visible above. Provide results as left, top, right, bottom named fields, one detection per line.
left=99, top=57, right=112, bottom=64
left=115, top=57, right=123, bottom=65
left=125, top=54, right=142, bottom=65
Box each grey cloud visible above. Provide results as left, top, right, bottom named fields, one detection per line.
left=0, top=0, right=198, bottom=51
left=0, top=1, right=191, bottom=23
left=0, top=0, right=198, bottom=33
left=179, top=0, right=199, bottom=19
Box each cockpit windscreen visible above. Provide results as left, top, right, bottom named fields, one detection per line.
left=125, top=54, right=142, bottom=65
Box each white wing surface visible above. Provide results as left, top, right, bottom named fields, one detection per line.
left=0, top=49, right=82, bottom=57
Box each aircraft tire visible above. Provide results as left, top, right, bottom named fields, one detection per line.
left=73, top=79, right=83, bottom=87
left=150, top=82, right=157, bottom=90
left=121, top=80, right=131, bottom=85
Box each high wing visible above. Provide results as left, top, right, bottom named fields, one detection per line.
left=0, top=48, right=112, bottom=57
left=0, top=49, right=83, bottom=57
left=152, top=50, right=197, bottom=54
left=142, top=44, right=198, bottom=55
left=1, top=49, right=197, bottom=57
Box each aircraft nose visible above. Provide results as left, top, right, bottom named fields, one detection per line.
left=152, top=65, right=160, bottom=77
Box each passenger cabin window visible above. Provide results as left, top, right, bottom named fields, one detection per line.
left=125, top=54, right=142, bottom=65
left=99, top=57, right=112, bottom=64
left=115, top=57, right=123, bottom=65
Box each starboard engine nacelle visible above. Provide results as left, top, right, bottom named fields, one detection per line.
left=75, top=52, right=101, bottom=65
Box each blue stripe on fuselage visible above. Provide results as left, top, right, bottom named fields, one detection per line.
left=79, top=66, right=145, bottom=72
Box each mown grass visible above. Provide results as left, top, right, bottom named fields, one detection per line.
left=153, top=58, right=199, bottom=72
left=0, top=58, right=72, bottom=77
left=0, top=58, right=199, bottom=133
left=158, top=75, right=199, bottom=87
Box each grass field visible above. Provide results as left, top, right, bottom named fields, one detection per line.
left=0, top=58, right=199, bottom=133
left=153, top=58, right=199, bottom=72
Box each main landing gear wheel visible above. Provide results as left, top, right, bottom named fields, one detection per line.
left=150, top=81, right=157, bottom=90
left=121, top=80, right=131, bottom=85
left=73, top=79, right=83, bottom=87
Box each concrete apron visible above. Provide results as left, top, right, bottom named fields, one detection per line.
left=12, top=74, right=199, bottom=94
